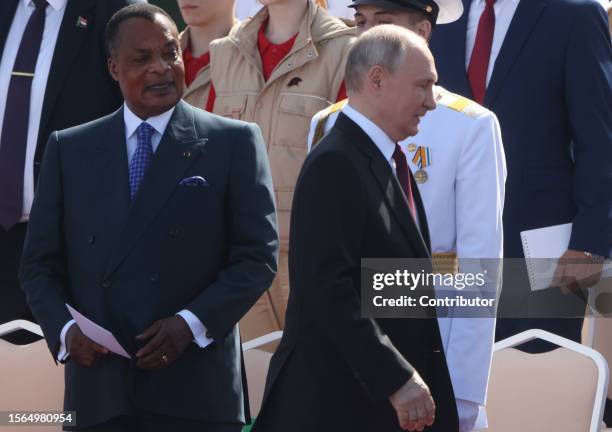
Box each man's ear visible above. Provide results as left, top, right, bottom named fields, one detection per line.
left=415, top=19, right=432, bottom=41
left=108, top=56, right=119, bottom=82
left=367, top=65, right=385, bottom=91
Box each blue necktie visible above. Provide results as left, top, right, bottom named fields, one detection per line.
left=0, top=0, right=48, bottom=230
left=129, top=122, right=154, bottom=201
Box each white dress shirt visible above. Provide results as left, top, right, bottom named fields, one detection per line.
left=0, top=0, right=67, bottom=222
left=338, top=104, right=422, bottom=229
left=57, top=104, right=214, bottom=361
left=465, top=0, right=521, bottom=86
left=342, top=104, right=396, bottom=167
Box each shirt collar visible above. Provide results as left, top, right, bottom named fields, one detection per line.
left=123, top=103, right=176, bottom=141
left=24, top=0, right=67, bottom=12
left=342, top=104, right=396, bottom=164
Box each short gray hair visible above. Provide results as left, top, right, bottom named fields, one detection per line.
left=345, top=25, right=426, bottom=93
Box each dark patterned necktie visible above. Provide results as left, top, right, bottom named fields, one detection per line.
left=0, top=0, right=48, bottom=230
left=129, top=122, right=155, bottom=201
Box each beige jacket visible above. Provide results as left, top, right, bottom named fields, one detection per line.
left=209, top=1, right=355, bottom=341
left=210, top=2, right=355, bottom=251
left=180, top=21, right=240, bottom=109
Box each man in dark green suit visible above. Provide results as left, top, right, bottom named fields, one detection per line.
left=20, top=4, right=278, bottom=431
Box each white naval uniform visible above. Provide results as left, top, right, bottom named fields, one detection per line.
left=307, top=86, right=506, bottom=430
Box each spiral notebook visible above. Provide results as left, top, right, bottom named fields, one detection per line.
left=520, top=223, right=572, bottom=291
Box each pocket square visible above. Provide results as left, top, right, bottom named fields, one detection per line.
left=179, top=176, right=209, bottom=187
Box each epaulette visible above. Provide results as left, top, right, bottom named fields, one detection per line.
left=312, top=99, right=348, bottom=147
left=434, top=87, right=487, bottom=118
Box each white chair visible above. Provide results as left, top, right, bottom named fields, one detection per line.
left=242, top=331, right=282, bottom=418
left=0, top=320, right=64, bottom=432
left=478, top=329, right=609, bottom=432
left=0, top=320, right=280, bottom=429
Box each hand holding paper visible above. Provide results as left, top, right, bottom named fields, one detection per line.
left=66, top=304, right=131, bottom=359
left=65, top=324, right=109, bottom=367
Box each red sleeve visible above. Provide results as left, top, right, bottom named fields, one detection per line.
left=335, top=81, right=347, bottom=102
left=205, top=84, right=216, bottom=112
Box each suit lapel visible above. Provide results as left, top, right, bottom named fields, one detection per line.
left=336, top=114, right=430, bottom=258
left=411, top=170, right=431, bottom=253
left=90, top=107, right=131, bottom=244
left=104, top=101, right=209, bottom=278
left=0, top=0, right=19, bottom=59
left=484, top=0, right=548, bottom=106
left=39, top=0, right=96, bottom=142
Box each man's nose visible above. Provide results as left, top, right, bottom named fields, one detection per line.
left=150, top=55, right=171, bottom=74
left=424, top=87, right=436, bottom=111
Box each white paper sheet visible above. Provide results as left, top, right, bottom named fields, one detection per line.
left=66, top=304, right=131, bottom=359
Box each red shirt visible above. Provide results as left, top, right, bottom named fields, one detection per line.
left=206, top=22, right=346, bottom=112
left=183, top=46, right=211, bottom=87
left=257, top=22, right=298, bottom=81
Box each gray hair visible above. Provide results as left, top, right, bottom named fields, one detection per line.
left=345, top=25, right=427, bottom=93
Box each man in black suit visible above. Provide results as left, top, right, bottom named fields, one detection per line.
left=20, top=4, right=278, bottom=431
left=0, top=0, right=136, bottom=341
left=429, top=0, right=612, bottom=352
left=254, top=25, right=458, bottom=432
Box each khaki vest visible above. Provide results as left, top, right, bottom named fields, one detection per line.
left=210, top=1, right=355, bottom=251
left=210, top=1, right=355, bottom=343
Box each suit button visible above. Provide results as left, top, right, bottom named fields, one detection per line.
left=87, top=235, right=95, bottom=245
left=206, top=331, right=212, bottom=339
left=101, top=280, right=111, bottom=288
left=168, top=228, right=180, bottom=238
left=150, top=273, right=160, bottom=283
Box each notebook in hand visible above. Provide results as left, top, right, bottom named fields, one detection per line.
left=520, top=223, right=572, bottom=291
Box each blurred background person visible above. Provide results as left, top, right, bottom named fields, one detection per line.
left=177, top=0, right=239, bottom=109
left=206, top=0, right=354, bottom=343
left=0, top=0, right=137, bottom=344
left=430, top=0, right=612, bottom=352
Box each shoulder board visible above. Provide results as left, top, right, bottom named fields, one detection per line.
left=328, top=99, right=348, bottom=114
left=435, top=87, right=487, bottom=118
left=312, top=99, right=348, bottom=147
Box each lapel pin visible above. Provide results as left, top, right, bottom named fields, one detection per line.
left=76, top=16, right=88, bottom=29
left=182, top=151, right=192, bottom=159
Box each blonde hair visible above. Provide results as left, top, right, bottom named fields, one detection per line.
left=316, top=0, right=328, bottom=7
